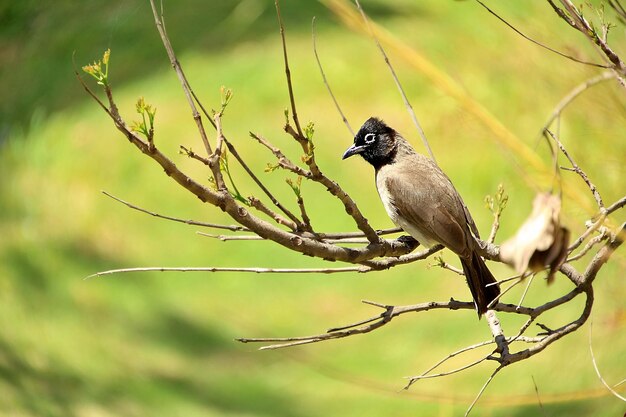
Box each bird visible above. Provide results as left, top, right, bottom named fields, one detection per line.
left=342, top=117, right=500, bottom=316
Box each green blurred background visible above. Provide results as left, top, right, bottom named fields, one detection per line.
left=1, top=0, right=624, bottom=416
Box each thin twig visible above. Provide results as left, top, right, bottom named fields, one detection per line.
left=197, top=232, right=264, bottom=241
left=197, top=231, right=370, bottom=245
left=250, top=132, right=310, bottom=177
left=606, top=195, right=626, bottom=215
left=101, top=190, right=250, bottom=232
left=295, top=194, right=314, bottom=232
left=589, top=320, right=626, bottom=401
left=549, top=0, right=626, bottom=88
left=542, top=72, right=615, bottom=133
left=490, top=271, right=530, bottom=287
left=567, top=230, right=608, bottom=262
left=180, top=145, right=210, bottom=166
left=405, top=339, right=494, bottom=388
left=359, top=245, right=444, bottom=270
left=568, top=215, right=607, bottom=253
left=238, top=299, right=478, bottom=350
left=405, top=355, right=490, bottom=388
left=531, top=376, right=547, bottom=416
left=465, top=366, right=502, bottom=416
left=248, top=197, right=298, bottom=231
left=148, top=0, right=214, bottom=157
left=86, top=265, right=363, bottom=280
left=433, top=256, right=464, bottom=276
left=316, top=227, right=402, bottom=239
left=223, top=137, right=305, bottom=230
left=275, top=0, right=303, bottom=137
left=475, top=0, right=610, bottom=68
left=517, top=273, right=536, bottom=308
left=312, top=17, right=354, bottom=136
left=487, top=216, right=501, bottom=245
left=353, top=0, right=436, bottom=162
left=487, top=276, right=524, bottom=309
left=545, top=129, right=604, bottom=209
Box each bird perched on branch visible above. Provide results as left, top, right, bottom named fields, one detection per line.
left=342, top=117, right=500, bottom=316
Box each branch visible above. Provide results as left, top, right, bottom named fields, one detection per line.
left=589, top=320, right=626, bottom=402
left=101, top=190, right=250, bottom=232
left=87, top=265, right=364, bottom=279
left=606, top=195, right=626, bottom=215
left=222, top=137, right=305, bottom=231
left=548, top=0, right=626, bottom=88
left=542, top=72, right=615, bottom=132
left=237, top=298, right=478, bottom=350
left=475, top=0, right=610, bottom=68
left=312, top=17, right=354, bottom=136
left=404, top=339, right=494, bottom=389
left=465, top=366, right=502, bottom=416
left=248, top=197, right=298, bottom=231
left=147, top=0, right=214, bottom=157
left=275, top=0, right=303, bottom=137
left=545, top=129, right=604, bottom=209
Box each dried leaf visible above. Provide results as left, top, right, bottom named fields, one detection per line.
left=500, top=192, right=570, bottom=283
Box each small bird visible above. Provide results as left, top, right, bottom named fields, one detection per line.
left=342, top=117, right=500, bottom=316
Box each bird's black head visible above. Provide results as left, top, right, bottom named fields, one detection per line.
left=342, top=117, right=398, bottom=169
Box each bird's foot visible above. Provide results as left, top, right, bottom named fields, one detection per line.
left=394, top=235, right=420, bottom=251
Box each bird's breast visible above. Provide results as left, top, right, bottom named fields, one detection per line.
left=376, top=169, right=438, bottom=248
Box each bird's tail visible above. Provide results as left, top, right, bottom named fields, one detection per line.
left=460, top=252, right=501, bottom=317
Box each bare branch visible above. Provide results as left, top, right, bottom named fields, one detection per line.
left=238, top=299, right=477, bottom=350
left=567, top=229, right=608, bottom=262
left=545, top=129, right=604, bottom=209
left=275, top=0, right=303, bottom=137
left=485, top=310, right=509, bottom=357
left=606, top=195, right=626, bottom=215
left=312, top=17, right=354, bottom=136
left=248, top=197, right=298, bottom=231
left=222, top=137, right=305, bottom=230
left=542, top=72, right=615, bottom=132
left=532, top=376, right=548, bottom=416
left=517, top=273, right=536, bottom=308
left=582, top=222, right=625, bottom=284
left=568, top=215, right=607, bottom=253
left=405, top=339, right=493, bottom=388
left=589, top=320, right=626, bottom=402
left=87, top=265, right=364, bottom=280
left=250, top=132, right=310, bottom=177
left=432, top=256, right=464, bottom=276
left=101, top=190, right=249, bottom=232
left=148, top=0, right=214, bottom=157
left=548, top=0, right=626, bottom=87
left=180, top=145, right=210, bottom=166
left=406, top=355, right=489, bottom=387
left=465, top=366, right=502, bottom=416
left=475, top=0, right=610, bottom=68
left=197, top=231, right=371, bottom=245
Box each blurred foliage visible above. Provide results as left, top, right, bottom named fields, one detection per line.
left=0, top=0, right=406, bottom=142
left=0, top=0, right=625, bottom=416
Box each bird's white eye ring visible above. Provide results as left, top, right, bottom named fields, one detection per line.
left=364, top=133, right=376, bottom=144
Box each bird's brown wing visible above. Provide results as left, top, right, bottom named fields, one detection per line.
left=381, top=156, right=473, bottom=258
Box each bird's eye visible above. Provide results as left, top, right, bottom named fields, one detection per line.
left=364, top=133, right=376, bottom=144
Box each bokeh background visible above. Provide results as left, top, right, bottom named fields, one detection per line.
left=1, top=0, right=624, bottom=416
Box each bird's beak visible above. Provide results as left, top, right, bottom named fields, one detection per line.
left=342, top=143, right=365, bottom=160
